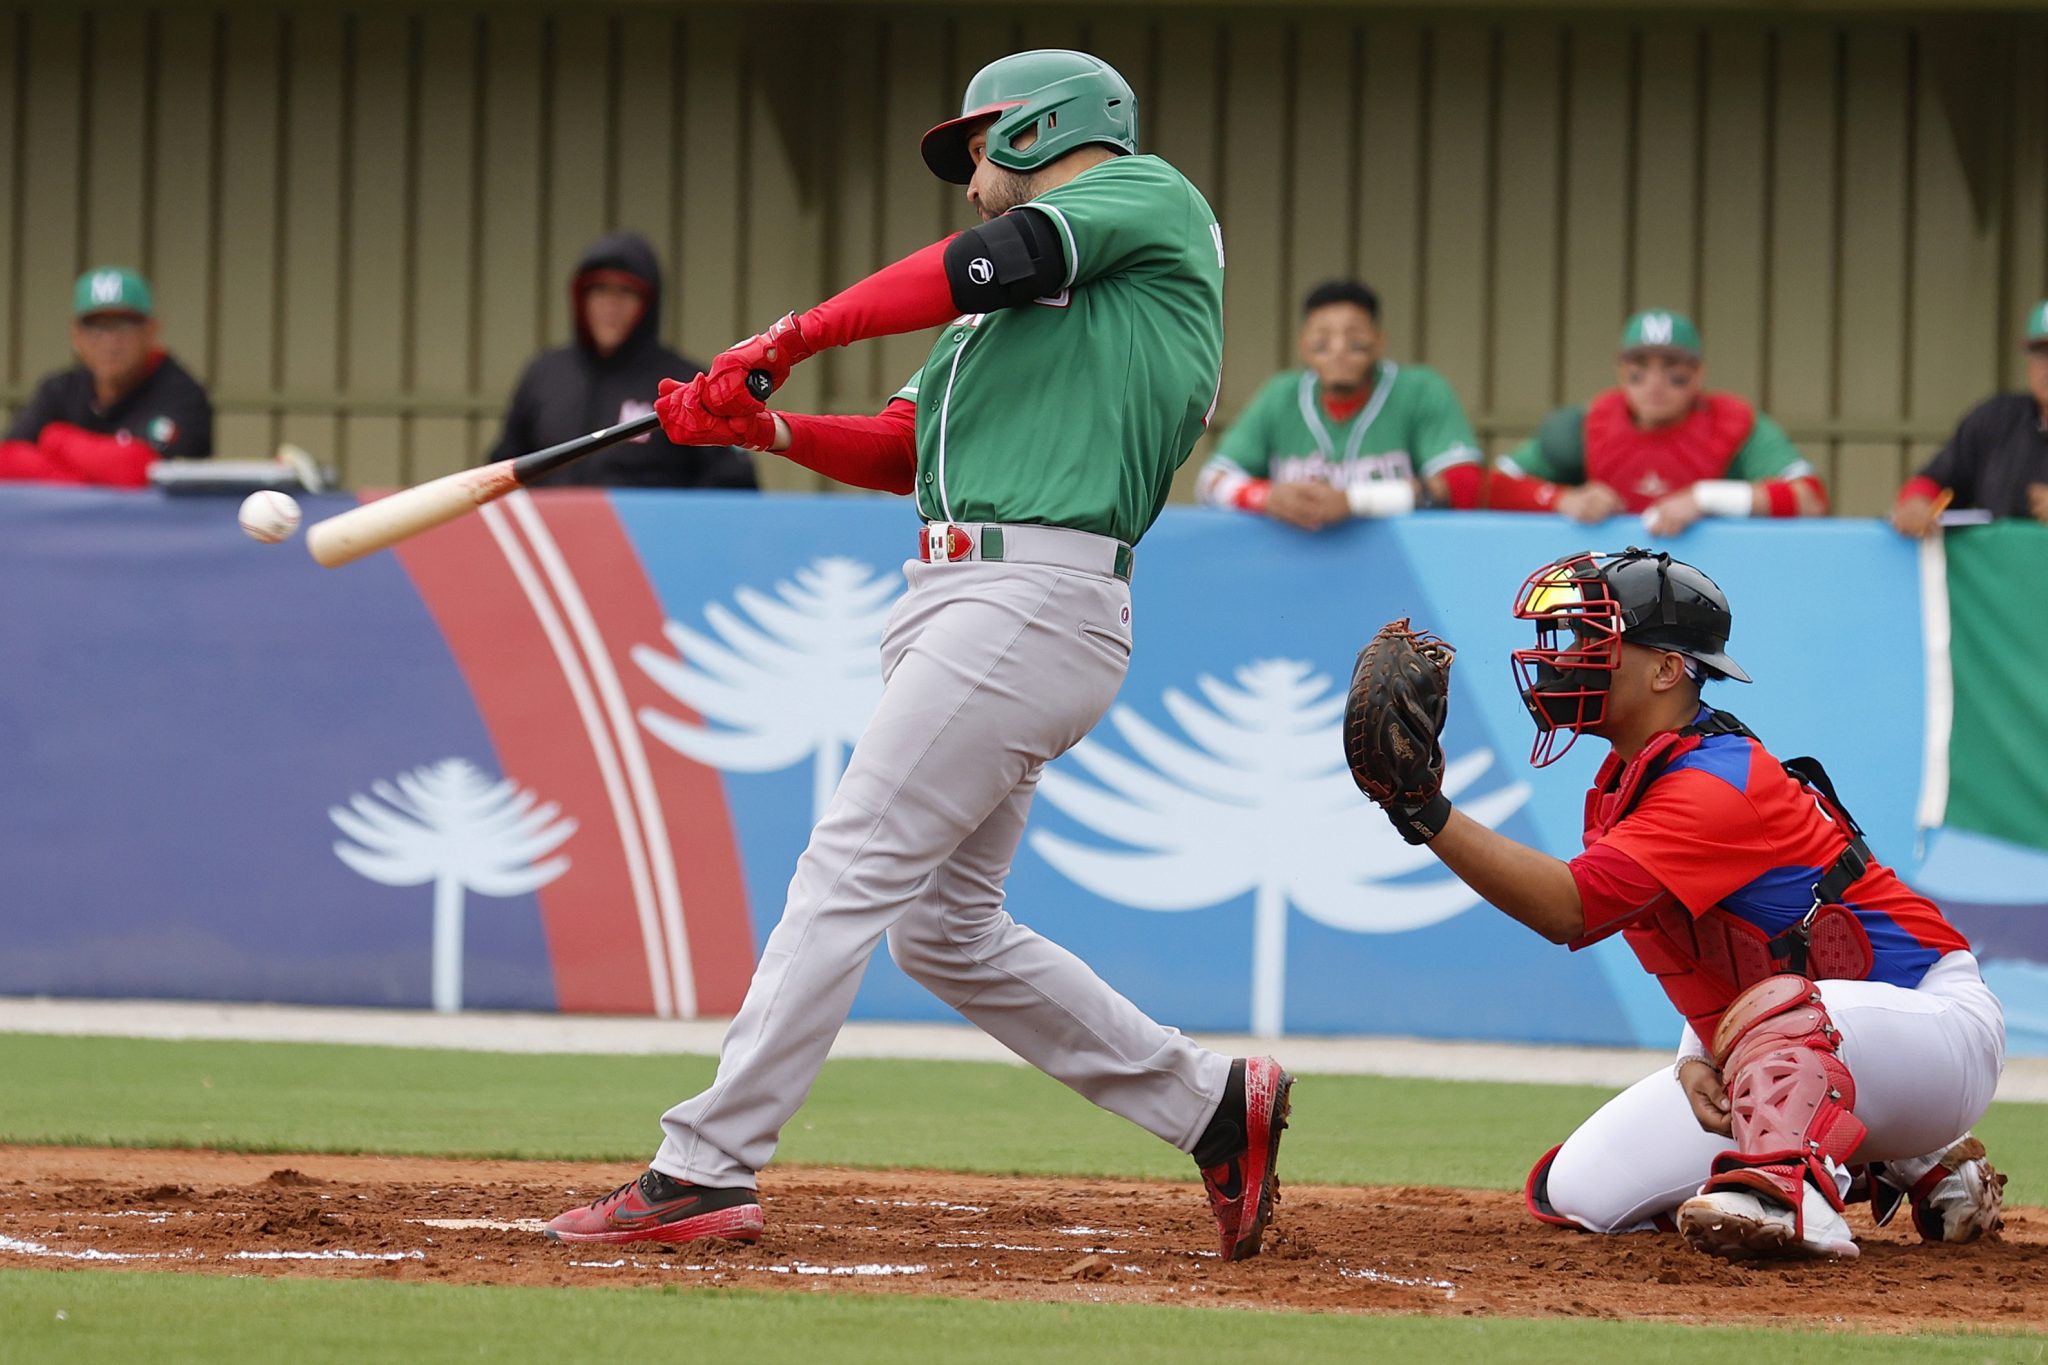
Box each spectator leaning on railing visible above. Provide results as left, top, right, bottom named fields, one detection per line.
left=1891, top=300, right=2048, bottom=537
left=1195, top=280, right=1482, bottom=530
left=1489, top=311, right=1825, bottom=536
left=1, top=267, right=214, bottom=486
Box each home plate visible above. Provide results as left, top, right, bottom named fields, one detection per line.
left=412, top=1218, right=550, bottom=1233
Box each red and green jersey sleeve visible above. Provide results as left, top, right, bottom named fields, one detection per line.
left=1496, top=405, right=1588, bottom=484
left=1725, top=412, right=1815, bottom=481
left=1205, top=372, right=1294, bottom=481
left=1402, top=365, right=1483, bottom=476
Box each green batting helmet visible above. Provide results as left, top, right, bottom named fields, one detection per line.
left=921, top=50, right=1137, bottom=185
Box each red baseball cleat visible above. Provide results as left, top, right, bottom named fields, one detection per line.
left=1198, top=1055, right=1293, bottom=1261
left=543, top=1169, right=764, bottom=1246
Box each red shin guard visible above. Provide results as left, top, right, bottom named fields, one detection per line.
left=1703, top=975, right=1866, bottom=1215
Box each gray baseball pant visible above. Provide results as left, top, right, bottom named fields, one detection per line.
left=654, top=554, right=1231, bottom=1187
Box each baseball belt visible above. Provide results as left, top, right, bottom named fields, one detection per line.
left=918, top=521, right=1134, bottom=582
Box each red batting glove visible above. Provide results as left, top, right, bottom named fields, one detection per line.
left=655, top=376, right=776, bottom=451
left=701, top=312, right=816, bottom=415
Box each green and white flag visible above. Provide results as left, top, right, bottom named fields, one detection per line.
left=1919, top=524, right=2048, bottom=853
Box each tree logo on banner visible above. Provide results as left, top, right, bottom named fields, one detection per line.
left=634, top=556, right=899, bottom=823
left=330, top=758, right=576, bottom=1013
left=1028, top=658, right=1530, bottom=1037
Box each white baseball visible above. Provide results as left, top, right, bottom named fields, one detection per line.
left=239, top=490, right=303, bottom=544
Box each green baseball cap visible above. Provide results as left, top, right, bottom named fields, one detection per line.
left=73, top=266, right=154, bottom=319
left=1620, top=309, right=1701, bottom=357
left=2026, top=299, right=2048, bottom=346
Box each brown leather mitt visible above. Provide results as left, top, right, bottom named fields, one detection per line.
left=1343, top=618, right=1456, bottom=844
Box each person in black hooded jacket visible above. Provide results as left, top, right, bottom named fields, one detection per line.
left=485, top=230, right=758, bottom=489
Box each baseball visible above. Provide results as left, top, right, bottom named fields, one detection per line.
left=239, top=490, right=303, bottom=544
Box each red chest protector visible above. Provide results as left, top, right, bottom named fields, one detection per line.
left=1582, top=390, right=1757, bottom=512
left=1584, top=711, right=1874, bottom=1038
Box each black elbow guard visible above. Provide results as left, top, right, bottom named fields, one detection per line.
left=944, top=210, right=1068, bottom=312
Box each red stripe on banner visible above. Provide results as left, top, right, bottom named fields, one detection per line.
left=526, top=494, right=756, bottom=1016
left=390, top=498, right=660, bottom=1015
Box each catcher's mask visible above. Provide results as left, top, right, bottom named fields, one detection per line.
left=1510, top=547, right=1750, bottom=766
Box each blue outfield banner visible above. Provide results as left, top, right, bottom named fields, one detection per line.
left=2, top=487, right=2040, bottom=1052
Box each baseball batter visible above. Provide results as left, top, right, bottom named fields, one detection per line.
left=544, top=50, right=1292, bottom=1259
left=1343, top=549, right=2006, bottom=1261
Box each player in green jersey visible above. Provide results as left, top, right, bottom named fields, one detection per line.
left=1198, top=280, right=1483, bottom=529
left=546, top=49, right=1291, bottom=1263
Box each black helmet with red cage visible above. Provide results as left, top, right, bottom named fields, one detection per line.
left=1510, top=547, right=1751, bottom=766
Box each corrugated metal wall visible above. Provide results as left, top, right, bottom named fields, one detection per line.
left=4, top=6, right=2045, bottom=512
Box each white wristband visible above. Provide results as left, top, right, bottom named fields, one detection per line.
left=1690, top=479, right=1755, bottom=518
left=1345, top=480, right=1417, bottom=519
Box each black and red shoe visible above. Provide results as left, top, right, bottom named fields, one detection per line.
left=1196, top=1056, right=1293, bottom=1261
left=543, top=1169, right=764, bottom=1246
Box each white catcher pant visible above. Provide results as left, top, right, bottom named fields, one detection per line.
left=1546, top=951, right=2006, bottom=1232
left=654, top=557, right=1231, bottom=1187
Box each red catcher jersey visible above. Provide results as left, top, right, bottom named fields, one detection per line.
left=1585, top=727, right=1969, bottom=988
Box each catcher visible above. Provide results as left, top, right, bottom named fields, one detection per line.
left=1343, top=548, right=2008, bottom=1261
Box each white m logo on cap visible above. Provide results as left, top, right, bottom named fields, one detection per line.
left=1641, top=312, right=1674, bottom=344
left=90, top=271, right=124, bottom=304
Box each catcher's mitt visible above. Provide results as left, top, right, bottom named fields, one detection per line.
left=1343, top=618, right=1456, bottom=845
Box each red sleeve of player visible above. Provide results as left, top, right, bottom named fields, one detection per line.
left=37, top=422, right=156, bottom=487
left=1758, top=474, right=1827, bottom=518
left=1438, top=463, right=1482, bottom=510
left=0, top=439, right=69, bottom=482
left=1484, top=467, right=1563, bottom=511
left=1896, top=474, right=1942, bottom=507
left=1566, top=842, right=1684, bottom=948
left=778, top=399, right=917, bottom=495
left=1595, top=769, right=1773, bottom=916
left=796, top=239, right=960, bottom=351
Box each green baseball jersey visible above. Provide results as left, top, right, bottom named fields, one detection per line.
left=1200, top=364, right=1479, bottom=499
left=1500, top=402, right=1811, bottom=484
left=891, top=155, right=1224, bottom=546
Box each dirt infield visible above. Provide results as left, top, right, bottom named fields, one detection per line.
left=3, top=1145, right=2042, bottom=1328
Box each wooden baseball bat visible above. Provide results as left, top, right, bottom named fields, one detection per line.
left=306, top=371, right=772, bottom=568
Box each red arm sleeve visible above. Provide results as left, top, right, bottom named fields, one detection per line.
left=0, top=440, right=70, bottom=482
left=37, top=422, right=156, bottom=488
left=1895, top=474, right=1942, bottom=507
left=1484, top=467, right=1564, bottom=511
left=1438, top=462, right=1482, bottom=510
left=778, top=399, right=918, bottom=495
left=1758, top=473, right=1827, bottom=518
left=796, top=239, right=960, bottom=352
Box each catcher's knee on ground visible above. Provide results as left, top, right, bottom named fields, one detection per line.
left=1702, top=975, right=1865, bottom=1211
left=1526, top=1142, right=1694, bottom=1235
left=1522, top=1062, right=1733, bottom=1234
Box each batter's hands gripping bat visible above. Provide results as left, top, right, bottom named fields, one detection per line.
left=305, top=370, right=773, bottom=568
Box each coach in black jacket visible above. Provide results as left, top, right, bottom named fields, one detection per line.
left=486, top=231, right=757, bottom=489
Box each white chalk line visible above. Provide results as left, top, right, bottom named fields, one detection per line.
left=567, top=1257, right=930, bottom=1277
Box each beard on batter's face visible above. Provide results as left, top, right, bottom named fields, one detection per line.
left=972, top=166, right=1036, bottom=220
left=965, top=122, right=1041, bottom=221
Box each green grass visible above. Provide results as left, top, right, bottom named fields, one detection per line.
left=2, top=1033, right=2043, bottom=1205
left=3, top=1034, right=2044, bottom=1360
left=3, top=1271, right=2044, bottom=1365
